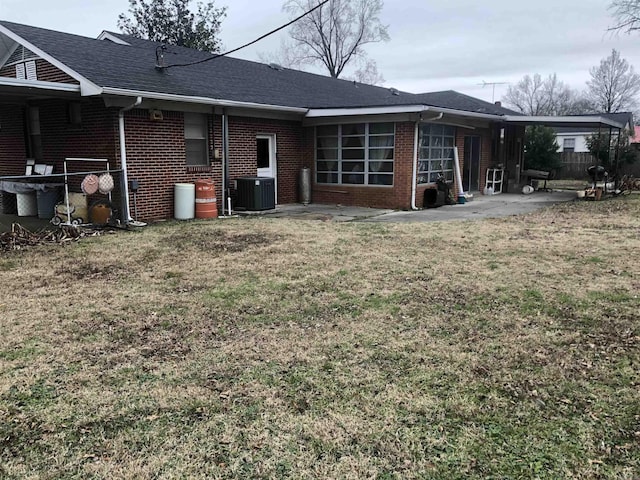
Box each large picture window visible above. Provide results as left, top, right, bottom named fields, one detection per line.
left=316, top=123, right=394, bottom=186
left=418, top=124, right=455, bottom=184
left=185, top=112, right=209, bottom=166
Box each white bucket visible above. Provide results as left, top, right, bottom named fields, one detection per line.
left=16, top=192, right=37, bottom=216
left=576, top=190, right=586, bottom=199
left=174, top=183, right=195, bottom=220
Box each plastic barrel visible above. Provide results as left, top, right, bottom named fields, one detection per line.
left=37, top=188, right=60, bottom=219
left=16, top=192, right=37, bottom=216
left=195, top=179, right=218, bottom=219
left=174, top=183, right=195, bottom=220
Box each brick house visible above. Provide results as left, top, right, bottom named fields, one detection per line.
left=0, top=21, right=627, bottom=223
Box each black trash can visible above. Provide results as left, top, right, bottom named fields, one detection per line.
left=424, top=188, right=445, bottom=208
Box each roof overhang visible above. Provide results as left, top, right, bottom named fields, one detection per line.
left=504, top=115, right=625, bottom=129
left=96, top=31, right=130, bottom=45
left=0, top=77, right=81, bottom=101
left=0, top=24, right=102, bottom=96
left=101, top=87, right=309, bottom=115
left=305, top=104, right=504, bottom=121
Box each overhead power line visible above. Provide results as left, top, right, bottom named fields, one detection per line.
left=165, top=0, right=329, bottom=69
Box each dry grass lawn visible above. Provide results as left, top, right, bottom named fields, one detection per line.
left=1, top=196, right=639, bottom=479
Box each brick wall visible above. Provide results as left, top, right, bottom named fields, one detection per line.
left=38, top=98, right=119, bottom=169
left=227, top=116, right=306, bottom=204
left=0, top=104, right=27, bottom=176
left=120, top=109, right=222, bottom=221
left=0, top=59, right=79, bottom=84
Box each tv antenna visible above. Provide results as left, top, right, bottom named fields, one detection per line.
left=478, top=81, right=509, bottom=103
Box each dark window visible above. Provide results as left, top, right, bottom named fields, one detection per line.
left=257, top=138, right=270, bottom=168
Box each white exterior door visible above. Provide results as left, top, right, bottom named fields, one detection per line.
left=256, top=134, right=277, bottom=202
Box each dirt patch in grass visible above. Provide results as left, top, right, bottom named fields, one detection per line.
left=167, top=227, right=281, bottom=253
left=1, top=198, right=639, bottom=478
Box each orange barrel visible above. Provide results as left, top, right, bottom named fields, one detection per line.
left=195, top=179, right=218, bottom=219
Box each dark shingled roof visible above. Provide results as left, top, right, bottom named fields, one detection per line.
left=0, top=20, right=519, bottom=115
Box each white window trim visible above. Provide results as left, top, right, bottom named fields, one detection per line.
left=417, top=124, right=456, bottom=185
left=315, top=123, right=395, bottom=187
left=184, top=112, right=209, bottom=166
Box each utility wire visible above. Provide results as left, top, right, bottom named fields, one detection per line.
left=165, top=0, right=329, bottom=69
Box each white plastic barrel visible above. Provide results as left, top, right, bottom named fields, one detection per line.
left=174, top=183, right=195, bottom=220
left=16, top=192, right=37, bottom=216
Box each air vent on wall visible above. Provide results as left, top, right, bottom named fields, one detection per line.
left=149, top=109, right=164, bottom=121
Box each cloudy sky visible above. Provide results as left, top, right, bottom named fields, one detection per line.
left=2, top=0, right=639, bottom=103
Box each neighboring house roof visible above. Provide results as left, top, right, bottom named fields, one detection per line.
left=0, top=20, right=518, bottom=117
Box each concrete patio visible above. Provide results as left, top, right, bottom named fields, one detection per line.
left=259, top=190, right=578, bottom=223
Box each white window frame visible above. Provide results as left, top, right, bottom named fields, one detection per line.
left=563, top=138, right=576, bottom=152
left=315, top=123, right=395, bottom=187
left=417, top=124, right=456, bottom=184
left=184, top=112, right=209, bottom=166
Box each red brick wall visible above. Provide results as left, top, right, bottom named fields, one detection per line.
left=227, top=116, right=306, bottom=204
left=35, top=59, right=79, bottom=84
left=0, top=59, right=79, bottom=84
left=312, top=121, right=416, bottom=209
left=38, top=98, right=118, bottom=169
left=120, top=109, right=222, bottom=221
left=0, top=104, right=27, bottom=176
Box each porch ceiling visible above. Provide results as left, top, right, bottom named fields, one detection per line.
left=0, top=78, right=80, bottom=102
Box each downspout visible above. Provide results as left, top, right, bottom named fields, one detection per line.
left=222, top=109, right=230, bottom=215
left=411, top=113, right=443, bottom=210
left=118, top=96, right=142, bottom=223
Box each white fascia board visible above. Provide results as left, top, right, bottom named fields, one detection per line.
left=306, top=105, right=430, bottom=118
left=0, top=76, right=80, bottom=93
left=505, top=115, right=624, bottom=129
left=101, top=87, right=309, bottom=114
left=97, top=31, right=130, bottom=45
left=0, top=24, right=102, bottom=97
left=424, top=105, right=505, bottom=120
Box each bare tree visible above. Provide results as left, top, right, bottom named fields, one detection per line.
left=118, top=0, right=227, bottom=52
left=586, top=49, right=640, bottom=113
left=280, top=0, right=389, bottom=80
left=608, top=0, right=640, bottom=34
left=503, top=73, right=584, bottom=116
left=344, top=57, right=385, bottom=85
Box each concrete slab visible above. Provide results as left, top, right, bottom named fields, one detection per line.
left=239, top=203, right=394, bottom=222
left=257, top=190, right=578, bottom=223
left=366, top=191, right=578, bottom=223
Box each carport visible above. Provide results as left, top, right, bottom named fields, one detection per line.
left=503, top=114, right=629, bottom=187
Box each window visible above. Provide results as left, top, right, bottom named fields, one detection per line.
left=563, top=138, right=576, bottom=153
left=184, top=113, right=208, bottom=166
left=418, top=124, right=455, bottom=184
left=316, top=123, right=394, bottom=186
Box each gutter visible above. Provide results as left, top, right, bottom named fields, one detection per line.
left=102, top=87, right=308, bottom=115
left=0, top=77, right=80, bottom=93
left=118, top=96, right=142, bottom=224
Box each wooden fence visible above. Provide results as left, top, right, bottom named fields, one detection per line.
left=558, top=152, right=640, bottom=179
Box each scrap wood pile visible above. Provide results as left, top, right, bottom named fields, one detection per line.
left=0, top=223, right=106, bottom=251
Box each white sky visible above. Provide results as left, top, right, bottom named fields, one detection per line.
left=1, top=0, right=639, bottom=104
